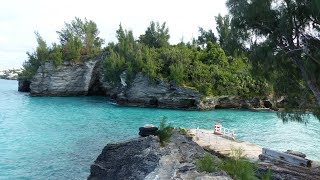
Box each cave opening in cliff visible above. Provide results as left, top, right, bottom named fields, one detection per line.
left=88, top=78, right=106, bottom=96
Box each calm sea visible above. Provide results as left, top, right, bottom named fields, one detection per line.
left=0, top=79, right=319, bottom=179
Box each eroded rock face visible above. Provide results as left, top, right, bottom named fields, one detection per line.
left=122, top=73, right=201, bottom=109
left=88, top=132, right=231, bottom=180
left=30, top=57, right=107, bottom=96
left=198, top=96, right=274, bottom=110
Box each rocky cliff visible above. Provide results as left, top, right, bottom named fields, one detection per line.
left=29, top=58, right=104, bottom=96
left=88, top=132, right=231, bottom=180
left=18, top=55, right=276, bottom=110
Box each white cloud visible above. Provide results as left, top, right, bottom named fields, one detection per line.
left=0, top=0, right=227, bottom=70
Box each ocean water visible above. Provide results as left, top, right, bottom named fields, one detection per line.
left=0, top=79, right=319, bottom=179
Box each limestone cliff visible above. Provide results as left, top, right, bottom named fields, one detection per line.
left=18, top=54, right=276, bottom=110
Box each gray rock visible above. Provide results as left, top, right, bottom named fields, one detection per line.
left=30, top=54, right=109, bottom=96
left=88, top=131, right=231, bottom=180
left=30, top=60, right=96, bottom=96
left=285, top=150, right=307, bottom=158
left=88, top=136, right=161, bottom=180
left=123, top=73, right=201, bottom=109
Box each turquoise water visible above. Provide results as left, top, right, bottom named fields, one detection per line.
left=0, top=79, right=319, bottom=179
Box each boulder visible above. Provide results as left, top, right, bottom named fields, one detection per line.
left=88, top=136, right=161, bottom=180
left=139, top=124, right=158, bottom=137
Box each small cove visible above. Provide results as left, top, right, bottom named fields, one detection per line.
left=0, top=79, right=319, bottom=179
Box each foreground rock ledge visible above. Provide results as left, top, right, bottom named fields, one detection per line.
left=88, top=132, right=231, bottom=180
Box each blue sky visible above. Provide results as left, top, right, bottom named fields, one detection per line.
left=0, top=0, right=227, bottom=70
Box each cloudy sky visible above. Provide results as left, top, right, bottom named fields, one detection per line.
left=0, top=0, right=227, bottom=70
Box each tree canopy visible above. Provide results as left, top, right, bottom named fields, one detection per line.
left=20, top=17, right=104, bottom=78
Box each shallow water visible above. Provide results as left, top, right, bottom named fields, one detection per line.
left=0, top=79, right=319, bottom=179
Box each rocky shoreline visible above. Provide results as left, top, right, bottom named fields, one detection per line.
left=18, top=55, right=282, bottom=111
left=88, top=131, right=232, bottom=180
left=89, top=128, right=320, bottom=180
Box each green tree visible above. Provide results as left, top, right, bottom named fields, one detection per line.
left=215, top=14, right=245, bottom=55
left=49, top=43, right=63, bottom=66
left=197, top=27, right=217, bottom=47
left=139, top=21, right=170, bottom=48
left=227, top=0, right=320, bottom=108
left=62, top=34, right=82, bottom=62
left=57, top=17, right=104, bottom=57
left=34, top=32, right=49, bottom=63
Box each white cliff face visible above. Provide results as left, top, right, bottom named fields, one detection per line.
left=30, top=60, right=99, bottom=96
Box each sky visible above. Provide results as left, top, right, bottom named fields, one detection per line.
left=0, top=0, right=228, bottom=70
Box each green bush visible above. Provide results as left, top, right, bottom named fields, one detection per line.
left=220, top=148, right=256, bottom=180
left=178, top=128, right=188, bottom=135
left=261, top=169, right=272, bottom=180
left=157, top=117, right=173, bottom=146
left=196, top=153, right=219, bottom=173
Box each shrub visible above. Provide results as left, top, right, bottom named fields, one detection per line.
left=220, top=148, right=256, bottom=180
left=157, top=117, right=173, bottom=146
left=196, top=153, right=218, bottom=173
left=261, top=168, right=272, bottom=180
left=178, top=128, right=188, bottom=135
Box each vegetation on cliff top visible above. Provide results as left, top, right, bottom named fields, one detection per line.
left=20, top=0, right=320, bottom=119
left=104, top=22, right=271, bottom=97
left=19, top=18, right=103, bottom=78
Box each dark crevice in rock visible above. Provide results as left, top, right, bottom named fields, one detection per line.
left=18, top=80, right=31, bottom=92
left=149, top=97, right=159, bottom=106
left=87, top=61, right=106, bottom=96
left=88, top=78, right=106, bottom=96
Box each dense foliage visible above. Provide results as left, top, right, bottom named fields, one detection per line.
left=226, top=0, right=320, bottom=117
left=196, top=153, right=219, bottom=173
left=19, top=17, right=103, bottom=79
left=104, top=22, right=271, bottom=97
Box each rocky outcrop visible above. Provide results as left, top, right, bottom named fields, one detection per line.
left=23, top=54, right=276, bottom=110
left=198, top=96, right=275, bottom=110
left=29, top=54, right=108, bottom=96
left=118, top=73, right=201, bottom=109
left=88, top=132, right=231, bottom=180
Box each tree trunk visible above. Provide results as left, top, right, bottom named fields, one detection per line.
left=293, top=57, right=320, bottom=106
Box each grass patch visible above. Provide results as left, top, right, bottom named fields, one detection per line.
left=196, top=153, right=219, bottom=173
left=157, top=117, right=173, bottom=146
